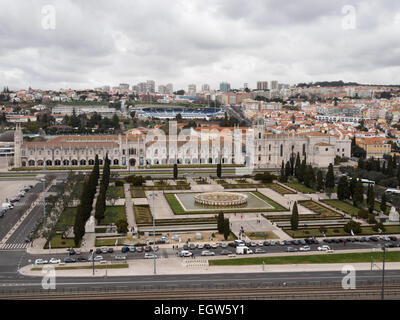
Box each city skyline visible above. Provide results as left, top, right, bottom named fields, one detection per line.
left=2, top=1, right=400, bottom=90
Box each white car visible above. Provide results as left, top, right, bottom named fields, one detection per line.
left=35, top=259, right=48, bottom=265
left=144, top=253, right=157, bottom=259
left=279, top=240, right=285, bottom=245
left=247, top=249, right=254, bottom=254
left=201, top=250, right=215, bottom=256
left=257, top=241, right=264, bottom=246
left=197, top=243, right=204, bottom=249
left=49, top=258, right=61, bottom=264
left=250, top=242, right=257, bottom=247
left=179, top=250, right=193, bottom=257
left=89, top=255, right=103, bottom=261
left=211, top=243, right=218, bottom=249
left=299, top=245, right=311, bottom=252
left=318, top=245, right=331, bottom=251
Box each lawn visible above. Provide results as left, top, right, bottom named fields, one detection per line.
left=45, top=234, right=79, bottom=249
left=131, top=189, right=146, bottom=198
left=99, top=206, right=127, bottom=225
left=95, top=237, right=125, bottom=246
left=106, top=186, right=125, bottom=198
left=321, top=200, right=359, bottom=216
left=245, top=231, right=279, bottom=240
left=266, top=183, right=296, bottom=195
left=298, top=200, right=342, bottom=218
left=284, top=224, right=400, bottom=238
left=134, top=205, right=153, bottom=224
left=209, top=251, right=400, bottom=266
left=55, top=207, right=77, bottom=231
left=165, top=191, right=286, bottom=215
left=284, top=183, right=316, bottom=193
left=322, top=199, right=392, bottom=216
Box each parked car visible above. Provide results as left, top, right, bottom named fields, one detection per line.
left=121, top=246, right=129, bottom=253
left=114, top=254, right=127, bottom=260
left=221, top=243, right=228, bottom=248
left=287, top=247, right=298, bottom=252
left=49, top=258, right=61, bottom=264
left=270, top=240, right=276, bottom=246
left=101, top=247, right=108, bottom=254
left=211, top=243, right=218, bottom=249
left=255, top=248, right=266, bottom=254
left=95, top=248, right=102, bottom=254
left=189, top=243, right=196, bottom=250
left=318, top=245, right=331, bottom=251
left=35, top=259, right=48, bottom=265
left=88, top=255, right=103, bottom=261
left=129, top=246, right=136, bottom=253
left=179, top=250, right=193, bottom=257
left=183, top=244, right=189, bottom=250
left=64, top=257, right=76, bottom=263
left=299, top=240, right=306, bottom=245
left=389, top=236, right=398, bottom=241
left=257, top=241, right=264, bottom=247
left=299, top=245, right=311, bottom=252
left=197, top=243, right=204, bottom=249
left=263, top=241, right=270, bottom=246
left=76, top=257, right=87, bottom=262
left=108, top=248, right=113, bottom=253
left=204, top=243, right=211, bottom=249
left=136, top=246, right=143, bottom=253
left=68, top=248, right=76, bottom=255
left=144, top=246, right=152, bottom=252
left=369, top=236, right=378, bottom=242
left=201, top=250, right=215, bottom=256
left=220, top=249, right=232, bottom=255
left=144, top=253, right=157, bottom=259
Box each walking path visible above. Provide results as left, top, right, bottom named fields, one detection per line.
left=124, top=183, right=137, bottom=232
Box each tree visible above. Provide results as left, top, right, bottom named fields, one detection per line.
left=285, top=161, right=291, bottom=179
left=380, top=193, right=387, bottom=214
left=216, top=160, right=222, bottom=178
left=295, top=152, right=301, bottom=179
left=372, top=222, right=385, bottom=233
left=367, top=184, right=375, bottom=213
left=344, top=220, right=362, bottom=234
left=316, top=170, right=324, bottom=191
left=95, top=191, right=105, bottom=223
left=223, top=218, right=230, bottom=240
left=349, top=177, right=357, bottom=199
left=217, top=211, right=224, bottom=234
left=173, top=163, right=178, bottom=179
left=337, top=176, right=349, bottom=201
left=304, top=165, right=315, bottom=188
left=298, top=159, right=306, bottom=183
left=280, top=160, right=286, bottom=182
left=353, top=180, right=364, bottom=208
left=290, top=202, right=299, bottom=231
left=325, top=163, right=335, bottom=191
left=116, top=219, right=128, bottom=233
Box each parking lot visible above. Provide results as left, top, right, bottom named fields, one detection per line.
left=29, top=235, right=400, bottom=266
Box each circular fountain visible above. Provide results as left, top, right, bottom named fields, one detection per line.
left=194, top=192, right=248, bottom=207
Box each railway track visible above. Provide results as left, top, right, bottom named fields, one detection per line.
left=1, top=284, right=400, bottom=300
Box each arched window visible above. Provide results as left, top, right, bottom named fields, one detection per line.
left=54, top=160, right=61, bottom=166
left=113, top=159, right=119, bottom=165
left=88, top=159, right=94, bottom=165
left=71, top=160, right=78, bottom=166
left=63, top=160, right=70, bottom=166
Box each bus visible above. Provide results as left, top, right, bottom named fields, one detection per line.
left=361, top=179, right=375, bottom=187
left=385, top=188, right=400, bottom=195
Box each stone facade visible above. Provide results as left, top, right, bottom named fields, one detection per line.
left=13, top=122, right=351, bottom=169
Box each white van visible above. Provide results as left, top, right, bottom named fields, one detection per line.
left=2, top=203, right=13, bottom=210
left=236, top=246, right=252, bottom=254
left=234, top=240, right=245, bottom=247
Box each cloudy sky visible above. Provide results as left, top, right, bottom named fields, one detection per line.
left=1, top=0, right=400, bottom=91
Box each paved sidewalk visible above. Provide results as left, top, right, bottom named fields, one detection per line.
left=124, top=183, right=137, bottom=231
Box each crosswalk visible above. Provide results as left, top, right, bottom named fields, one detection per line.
left=0, top=243, right=29, bottom=250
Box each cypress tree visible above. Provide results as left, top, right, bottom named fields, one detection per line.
left=367, top=185, right=375, bottom=213
left=337, top=176, right=349, bottom=201
left=325, top=163, right=335, bottom=191
left=223, top=218, right=230, bottom=240
left=353, top=180, right=364, bottom=208
left=216, top=160, right=222, bottom=178
left=280, top=160, right=285, bottom=181
left=173, top=163, right=178, bottom=179
left=217, top=211, right=224, bottom=234
left=291, top=201, right=299, bottom=231
left=295, top=152, right=301, bottom=179
left=316, top=170, right=324, bottom=191
left=380, top=193, right=387, bottom=214
left=298, top=159, right=306, bottom=183
left=285, top=161, right=291, bottom=179
left=349, top=177, right=357, bottom=199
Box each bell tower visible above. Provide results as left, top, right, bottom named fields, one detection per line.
left=14, top=123, right=23, bottom=167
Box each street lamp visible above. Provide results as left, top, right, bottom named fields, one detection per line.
left=381, top=245, right=386, bottom=300
left=90, top=249, right=94, bottom=275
